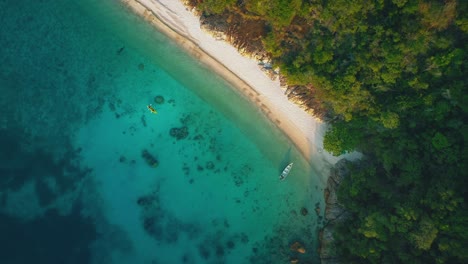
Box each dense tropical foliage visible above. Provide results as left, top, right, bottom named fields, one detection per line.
left=189, top=0, right=467, bottom=262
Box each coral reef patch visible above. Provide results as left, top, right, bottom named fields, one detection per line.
left=154, top=95, right=165, bottom=104
left=169, top=126, right=189, bottom=140
left=141, top=149, right=159, bottom=167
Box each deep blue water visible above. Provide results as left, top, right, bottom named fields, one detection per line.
left=0, top=0, right=325, bottom=263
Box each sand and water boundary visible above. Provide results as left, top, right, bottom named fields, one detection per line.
left=120, top=0, right=354, bottom=181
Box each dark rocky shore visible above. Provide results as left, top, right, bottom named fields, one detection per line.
left=318, top=159, right=351, bottom=264
left=182, top=0, right=328, bottom=119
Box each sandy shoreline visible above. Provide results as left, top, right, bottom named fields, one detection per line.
left=121, top=0, right=354, bottom=180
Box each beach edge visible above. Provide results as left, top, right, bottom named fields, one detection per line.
left=120, top=0, right=352, bottom=182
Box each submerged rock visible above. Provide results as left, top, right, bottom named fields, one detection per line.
left=198, top=244, right=210, bottom=260
left=154, top=95, right=165, bottom=104
left=206, top=161, right=215, bottom=170
left=142, top=149, right=159, bottom=167
left=290, top=241, right=306, bottom=254
left=137, top=195, right=155, bottom=206
left=226, top=240, right=235, bottom=249
left=170, top=126, right=189, bottom=140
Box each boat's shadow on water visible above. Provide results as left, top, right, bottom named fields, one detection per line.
left=279, top=147, right=292, bottom=173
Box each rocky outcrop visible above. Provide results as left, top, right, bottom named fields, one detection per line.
left=319, top=159, right=351, bottom=264
left=197, top=12, right=283, bottom=82
left=290, top=241, right=306, bottom=254
left=283, top=82, right=325, bottom=118
left=181, top=1, right=328, bottom=119
left=198, top=12, right=268, bottom=60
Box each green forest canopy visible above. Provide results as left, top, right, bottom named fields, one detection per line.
left=193, top=0, right=467, bottom=263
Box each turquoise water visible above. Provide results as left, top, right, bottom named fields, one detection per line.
left=0, top=0, right=325, bottom=263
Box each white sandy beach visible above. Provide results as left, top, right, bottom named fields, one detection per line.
left=122, top=0, right=355, bottom=180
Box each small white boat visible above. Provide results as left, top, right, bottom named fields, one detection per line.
left=280, top=163, right=293, bottom=180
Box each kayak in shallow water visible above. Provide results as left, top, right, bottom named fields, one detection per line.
left=147, top=104, right=157, bottom=114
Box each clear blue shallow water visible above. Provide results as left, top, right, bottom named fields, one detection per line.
left=0, top=0, right=325, bottom=263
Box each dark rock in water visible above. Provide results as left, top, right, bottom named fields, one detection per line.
left=170, top=126, right=189, bottom=140
left=300, top=207, right=308, bottom=216
left=234, top=177, right=244, bottom=187
left=138, top=63, right=144, bottom=71
left=143, top=217, right=163, bottom=239
left=193, top=134, right=204, bottom=140
left=141, top=149, right=159, bottom=167
left=154, top=95, right=165, bottom=104
left=182, top=253, right=190, bottom=263
left=198, top=244, right=211, bottom=259
left=206, top=161, right=215, bottom=170
left=215, top=245, right=225, bottom=256
left=227, top=240, right=235, bottom=249
left=109, top=102, right=116, bottom=111
left=290, top=241, right=306, bottom=254
left=137, top=195, right=155, bottom=206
